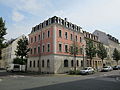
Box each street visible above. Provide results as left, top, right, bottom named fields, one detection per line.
left=0, top=70, right=120, bottom=90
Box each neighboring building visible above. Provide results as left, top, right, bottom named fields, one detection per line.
left=93, top=30, right=120, bottom=66
left=27, top=16, right=86, bottom=74
left=83, top=31, right=102, bottom=70
left=0, top=35, right=25, bottom=68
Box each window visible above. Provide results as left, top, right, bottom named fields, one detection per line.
left=59, top=30, right=62, bottom=37
left=81, top=60, right=83, bottom=67
left=38, top=35, right=40, bottom=40
left=47, top=44, right=50, bottom=52
left=65, top=45, right=68, bottom=53
left=76, top=35, right=77, bottom=42
left=30, top=48, right=32, bottom=54
left=31, top=37, right=33, bottom=43
left=70, top=34, right=73, bottom=40
left=80, top=37, right=82, bottom=42
left=34, top=48, right=36, bottom=54
left=33, top=61, right=35, bottom=67
left=34, top=36, right=36, bottom=42
left=65, top=32, right=68, bottom=39
left=71, top=60, right=74, bottom=67
left=42, top=45, right=45, bottom=52
left=59, top=44, right=62, bottom=52
left=47, top=30, right=50, bottom=38
left=37, top=60, right=39, bottom=67
left=38, top=46, right=40, bottom=53
left=77, top=60, right=79, bottom=66
left=80, top=48, right=83, bottom=54
left=30, top=61, right=32, bottom=67
left=42, top=60, right=44, bottom=67
left=42, top=32, right=45, bottom=39
left=47, top=59, right=50, bottom=68
left=64, top=59, right=68, bottom=67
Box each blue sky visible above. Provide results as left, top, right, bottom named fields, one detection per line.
left=0, top=0, right=120, bottom=41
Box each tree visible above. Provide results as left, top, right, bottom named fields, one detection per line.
left=13, top=58, right=27, bottom=65
left=113, top=48, right=120, bottom=65
left=97, top=44, right=107, bottom=67
left=69, top=42, right=79, bottom=71
left=15, top=36, right=29, bottom=65
left=86, top=40, right=96, bottom=67
left=0, top=17, right=7, bottom=59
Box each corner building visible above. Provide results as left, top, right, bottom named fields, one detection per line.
left=27, top=16, right=85, bottom=74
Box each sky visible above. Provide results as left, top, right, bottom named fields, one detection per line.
left=0, top=0, right=120, bottom=41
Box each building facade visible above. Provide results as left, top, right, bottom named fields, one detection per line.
left=83, top=31, right=103, bottom=70
left=27, top=16, right=86, bottom=74
left=93, top=30, right=120, bottom=66
left=0, top=35, right=25, bottom=68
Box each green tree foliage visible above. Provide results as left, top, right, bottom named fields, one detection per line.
left=113, top=48, right=120, bottom=65
left=86, top=40, right=96, bottom=61
left=69, top=42, right=79, bottom=71
left=97, top=44, right=107, bottom=67
left=15, top=36, right=29, bottom=64
left=13, top=58, right=27, bottom=65
left=0, top=17, right=7, bottom=59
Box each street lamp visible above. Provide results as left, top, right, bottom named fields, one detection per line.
left=82, top=45, right=85, bottom=69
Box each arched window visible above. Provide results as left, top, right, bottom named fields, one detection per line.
left=64, top=59, right=68, bottom=67
left=71, top=60, right=74, bottom=67
left=37, top=60, right=39, bottom=67
left=81, top=60, right=83, bottom=67
left=42, top=60, right=44, bottom=67
left=77, top=60, right=79, bottom=66
left=47, top=59, right=50, bottom=68
left=33, top=60, right=35, bottom=67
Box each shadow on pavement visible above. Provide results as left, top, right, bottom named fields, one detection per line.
left=24, top=77, right=120, bottom=90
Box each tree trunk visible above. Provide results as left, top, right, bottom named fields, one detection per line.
left=74, top=56, right=76, bottom=71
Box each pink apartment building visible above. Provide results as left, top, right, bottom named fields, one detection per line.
left=27, top=16, right=86, bottom=74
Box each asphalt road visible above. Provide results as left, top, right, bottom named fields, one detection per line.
left=0, top=70, right=120, bottom=90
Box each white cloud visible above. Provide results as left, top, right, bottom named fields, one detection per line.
left=12, top=11, right=24, bottom=22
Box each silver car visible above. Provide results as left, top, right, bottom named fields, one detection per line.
left=101, top=66, right=113, bottom=72
left=80, top=67, right=95, bottom=75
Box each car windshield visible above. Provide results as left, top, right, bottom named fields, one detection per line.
left=84, top=68, right=88, bottom=70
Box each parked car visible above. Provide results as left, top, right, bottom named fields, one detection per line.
left=80, top=67, right=95, bottom=75
left=113, top=65, right=120, bottom=70
left=101, top=66, right=113, bottom=72
left=6, top=64, right=26, bottom=72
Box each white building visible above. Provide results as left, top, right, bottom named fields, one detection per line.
left=0, top=35, right=25, bottom=68
left=93, top=30, right=120, bottom=66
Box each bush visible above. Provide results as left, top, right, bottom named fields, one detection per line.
left=68, top=70, right=80, bottom=75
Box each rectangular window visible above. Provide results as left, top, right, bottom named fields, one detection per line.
left=47, top=44, right=50, bottom=52
left=70, top=34, right=73, bottom=40
left=47, top=31, right=50, bottom=38
left=42, top=32, right=45, bottom=39
left=42, top=45, right=45, bottom=52
left=65, top=45, right=68, bottom=53
left=59, top=44, right=62, bottom=52
left=34, top=36, right=36, bottom=42
left=34, top=48, right=36, bottom=54
left=59, top=30, right=62, bottom=37
left=31, top=37, right=33, bottom=43
left=38, top=46, right=40, bottom=53
left=76, top=35, right=77, bottom=42
left=38, top=35, right=40, bottom=40
left=65, top=32, right=68, bottom=39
